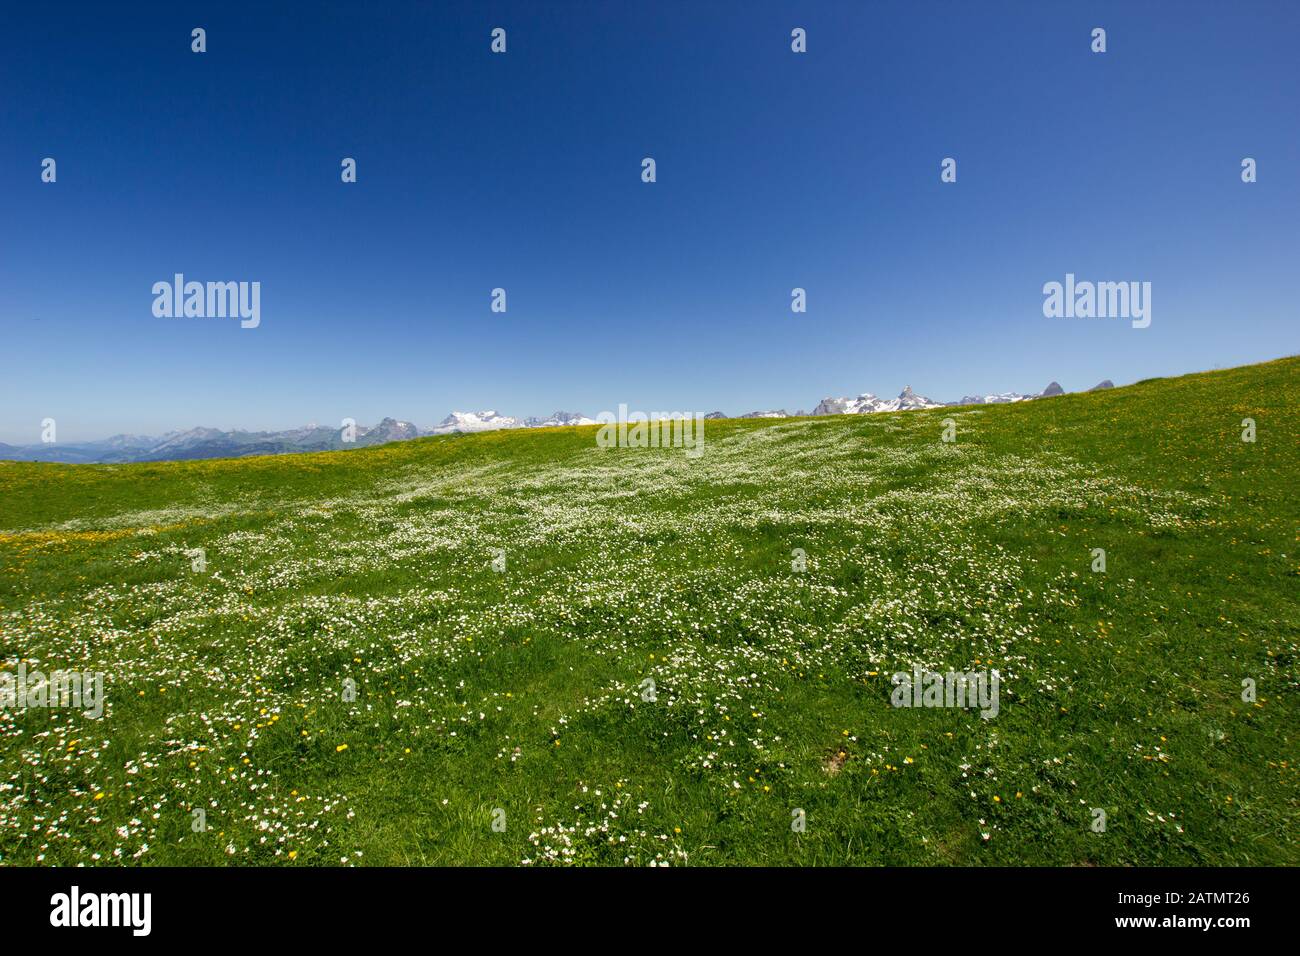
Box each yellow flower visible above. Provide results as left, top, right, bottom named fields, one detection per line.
left=288, top=850, right=298, bottom=860
left=336, top=744, right=348, bottom=752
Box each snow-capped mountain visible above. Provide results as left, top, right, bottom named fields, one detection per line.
left=363, top=418, right=420, bottom=442
left=428, top=411, right=524, bottom=434
left=812, top=386, right=943, bottom=416
left=948, top=381, right=1095, bottom=406
left=430, top=410, right=596, bottom=433
left=954, top=391, right=1030, bottom=405
left=522, top=411, right=597, bottom=428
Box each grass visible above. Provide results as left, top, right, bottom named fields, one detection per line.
left=1, top=356, right=1297, bottom=866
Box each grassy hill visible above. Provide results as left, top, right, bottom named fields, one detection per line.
left=1, top=357, right=1296, bottom=866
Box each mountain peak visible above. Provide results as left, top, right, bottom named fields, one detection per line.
left=813, top=386, right=941, bottom=416
left=522, top=411, right=596, bottom=428
left=432, top=410, right=522, bottom=433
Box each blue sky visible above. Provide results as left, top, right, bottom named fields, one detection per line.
left=2, top=1, right=1296, bottom=442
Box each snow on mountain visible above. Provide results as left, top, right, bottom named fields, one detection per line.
left=427, top=411, right=525, bottom=435
left=952, top=392, right=1031, bottom=406
left=523, top=411, right=596, bottom=428
left=948, top=382, right=1078, bottom=406
left=812, top=394, right=878, bottom=415
left=428, top=410, right=596, bottom=433
left=812, top=386, right=942, bottom=416
left=893, top=385, right=942, bottom=410
left=359, top=418, right=419, bottom=443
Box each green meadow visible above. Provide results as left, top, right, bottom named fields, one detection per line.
left=1, top=357, right=1296, bottom=866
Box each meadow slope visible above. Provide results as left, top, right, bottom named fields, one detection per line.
left=1, top=357, right=1297, bottom=865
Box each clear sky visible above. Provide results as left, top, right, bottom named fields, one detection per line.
left=2, top=1, right=1296, bottom=442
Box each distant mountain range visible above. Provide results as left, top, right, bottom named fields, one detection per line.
left=0, top=381, right=1112, bottom=464
left=0, top=418, right=424, bottom=464
left=721, top=379, right=1111, bottom=421
left=428, top=410, right=597, bottom=433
